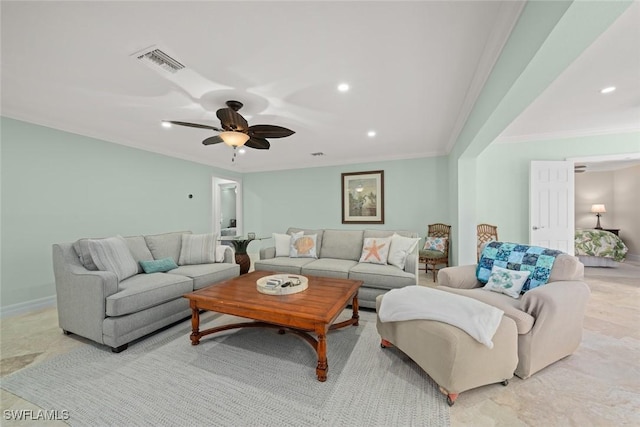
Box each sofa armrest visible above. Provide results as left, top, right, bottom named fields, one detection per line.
left=520, top=281, right=590, bottom=321
left=438, top=265, right=482, bottom=289
left=517, top=280, right=591, bottom=378
left=404, top=253, right=419, bottom=284
left=53, top=243, right=119, bottom=344
left=260, top=246, right=276, bottom=260
left=217, top=245, right=235, bottom=263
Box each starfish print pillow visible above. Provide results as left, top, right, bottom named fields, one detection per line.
left=359, top=237, right=391, bottom=265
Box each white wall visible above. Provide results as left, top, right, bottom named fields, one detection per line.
left=575, top=171, right=616, bottom=229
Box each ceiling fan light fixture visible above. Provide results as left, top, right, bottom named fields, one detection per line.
left=220, top=131, right=250, bottom=147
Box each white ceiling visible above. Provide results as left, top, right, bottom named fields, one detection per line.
left=2, top=1, right=639, bottom=173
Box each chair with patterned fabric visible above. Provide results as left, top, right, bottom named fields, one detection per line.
left=477, top=224, right=499, bottom=261
left=418, top=223, right=451, bottom=282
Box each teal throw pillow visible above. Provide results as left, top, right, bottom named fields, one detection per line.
left=139, top=257, right=178, bottom=274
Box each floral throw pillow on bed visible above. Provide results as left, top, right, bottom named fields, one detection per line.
left=482, top=265, right=531, bottom=299
left=423, top=236, right=447, bottom=252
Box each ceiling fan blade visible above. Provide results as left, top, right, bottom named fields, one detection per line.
left=248, top=124, right=295, bottom=139
left=202, top=136, right=224, bottom=146
left=244, top=137, right=270, bottom=150
left=216, top=108, right=249, bottom=132
left=166, top=121, right=222, bottom=131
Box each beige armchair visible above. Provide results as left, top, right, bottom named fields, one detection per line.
left=437, top=254, right=589, bottom=379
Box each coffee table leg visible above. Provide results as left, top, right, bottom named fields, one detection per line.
left=351, top=294, right=360, bottom=326
left=315, top=326, right=328, bottom=382
left=190, top=304, right=201, bottom=346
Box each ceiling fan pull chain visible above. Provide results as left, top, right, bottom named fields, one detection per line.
left=232, top=146, right=237, bottom=164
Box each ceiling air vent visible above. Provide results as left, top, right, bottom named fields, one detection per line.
left=136, top=48, right=185, bottom=74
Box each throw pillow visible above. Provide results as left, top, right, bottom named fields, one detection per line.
left=482, top=265, right=531, bottom=299
left=423, top=236, right=447, bottom=252
left=87, top=236, right=138, bottom=281
left=139, top=257, right=178, bottom=274
left=178, top=233, right=217, bottom=265
left=359, top=237, right=391, bottom=265
left=274, top=232, right=302, bottom=257
left=290, top=234, right=318, bottom=258
left=388, top=233, right=420, bottom=270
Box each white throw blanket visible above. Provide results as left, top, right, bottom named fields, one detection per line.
left=378, top=286, right=504, bottom=348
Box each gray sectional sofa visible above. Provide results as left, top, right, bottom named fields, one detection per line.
left=53, top=231, right=239, bottom=352
left=255, top=227, right=419, bottom=309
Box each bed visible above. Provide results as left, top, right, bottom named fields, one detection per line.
left=575, top=229, right=628, bottom=267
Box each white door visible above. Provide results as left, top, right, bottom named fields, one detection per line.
left=529, top=161, right=574, bottom=254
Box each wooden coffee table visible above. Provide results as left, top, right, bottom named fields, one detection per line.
left=184, top=270, right=362, bottom=382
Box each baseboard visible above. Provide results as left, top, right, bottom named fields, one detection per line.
left=0, top=295, right=56, bottom=319
left=626, top=253, right=640, bottom=263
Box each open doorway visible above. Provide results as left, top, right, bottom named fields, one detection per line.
left=212, top=176, right=243, bottom=238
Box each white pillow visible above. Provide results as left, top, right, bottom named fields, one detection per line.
left=88, top=236, right=138, bottom=281
left=274, top=232, right=302, bottom=257
left=290, top=234, right=318, bottom=258
left=178, top=233, right=217, bottom=265
left=482, top=265, right=531, bottom=299
left=359, top=237, right=391, bottom=265
left=387, top=233, right=420, bottom=269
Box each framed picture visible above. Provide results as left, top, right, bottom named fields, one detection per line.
left=341, top=170, right=384, bottom=224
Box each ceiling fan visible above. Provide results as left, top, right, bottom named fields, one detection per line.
left=164, top=100, right=295, bottom=150
left=574, top=164, right=587, bottom=173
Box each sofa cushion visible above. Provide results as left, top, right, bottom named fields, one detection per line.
left=348, top=263, right=416, bottom=290
left=254, top=257, right=316, bottom=275
left=88, top=236, right=139, bottom=282
left=290, top=234, right=318, bottom=258
left=359, top=237, right=391, bottom=265
left=140, top=257, right=178, bottom=274
left=73, top=239, right=99, bottom=271
left=123, top=236, right=155, bottom=273
left=319, top=229, right=364, bottom=261
left=169, top=263, right=239, bottom=290
left=178, top=233, right=217, bottom=265
left=437, top=286, right=534, bottom=335
left=363, top=229, right=413, bottom=239
left=301, top=258, right=358, bottom=279
left=106, top=273, right=193, bottom=317
left=144, top=231, right=190, bottom=264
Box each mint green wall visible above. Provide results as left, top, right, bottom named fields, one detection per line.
left=0, top=117, right=238, bottom=308
left=447, top=0, right=632, bottom=265
left=243, top=157, right=449, bottom=250
left=477, top=132, right=640, bottom=245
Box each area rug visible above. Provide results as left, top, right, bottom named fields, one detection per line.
left=1, top=310, right=450, bottom=426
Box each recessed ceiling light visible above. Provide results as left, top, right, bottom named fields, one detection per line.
left=600, top=86, right=616, bottom=94
left=161, top=121, right=172, bottom=128
left=337, top=83, right=349, bottom=92
left=367, top=130, right=376, bottom=137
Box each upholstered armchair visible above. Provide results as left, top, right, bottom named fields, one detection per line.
left=437, top=254, right=590, bottom=379
left=418, top=223, right=451, bottom=282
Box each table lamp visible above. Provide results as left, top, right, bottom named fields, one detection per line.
left=591, top=204, right=606, bottom=229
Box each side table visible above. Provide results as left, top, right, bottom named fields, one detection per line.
left=218, top=236, right=265, bottom=275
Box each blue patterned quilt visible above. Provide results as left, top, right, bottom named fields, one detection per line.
left=477, top=242, right=564, bottom=292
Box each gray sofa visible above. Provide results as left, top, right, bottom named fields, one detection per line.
left=255, top=227, right=419, bottom=309
left=53, top=231, right=240, bottom=352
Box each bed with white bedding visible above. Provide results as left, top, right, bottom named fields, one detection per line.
left=575, top=229, right=628, bottom=267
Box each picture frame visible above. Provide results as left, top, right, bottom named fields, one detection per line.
left=341, top=170, right=384, bottom=224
